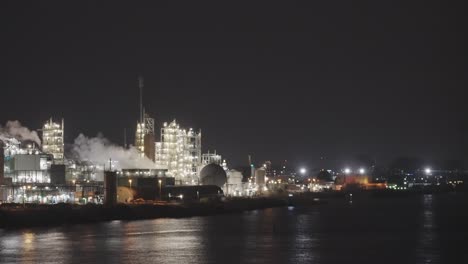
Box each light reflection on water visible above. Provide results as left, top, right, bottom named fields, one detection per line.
left=416, top=194, right=440, bottom=264
left=1, top=194, right=467, bottom=264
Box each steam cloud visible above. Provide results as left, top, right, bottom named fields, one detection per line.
left=0, top=120, right=41, bottom=146
left=72, top=133, right=155, bottom=169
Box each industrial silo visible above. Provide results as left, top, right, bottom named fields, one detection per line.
left=255, top=168, right=266, bottom=185
left=104, top=171, right=117, bottom=206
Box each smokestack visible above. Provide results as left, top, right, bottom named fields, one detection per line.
left=138, top=75, right=144, bottom=124
left=124, top=128, right=127, bottom=148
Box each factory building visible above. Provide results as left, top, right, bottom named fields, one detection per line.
left=202, top=150, right=228, bottom=171
left=7, top=153, right=51, bottom=183
left=135, top=113, right=156, bottom=162
left=0, top=74, right=225, bottom=203
left=42, top=118, right=64, bottom=164
left=0, top=151, right=75, bottom=203
left=155, top=120, right=201, bottom=185
left=0, top=119, right=75, bottom=203
left=133, top=76, right=157, bottom=162
left=162, top=185, right=224, bottom=201
left=202, top=151, right=222, bottom=165
left=119, top=168, right=168, bottom=178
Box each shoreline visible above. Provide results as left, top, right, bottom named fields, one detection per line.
left=2, top=190, right=466, bottom=229
left=0, top=197, right=288, bottom=229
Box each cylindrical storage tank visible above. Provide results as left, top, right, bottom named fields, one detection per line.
left=227, top=170, right=243, bottom=185
left=104, top=171, right=117, bottom=206
left=255, top=168, right=266, bottom=185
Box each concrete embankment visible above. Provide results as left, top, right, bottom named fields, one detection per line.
left=0, top=197, right=287, bottom=229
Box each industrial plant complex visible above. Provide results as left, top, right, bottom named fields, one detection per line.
left=0, top=78, right=253, bottom=205
left=1, top=77, right=465, bottom=206
left=1, top=112, right=466, bottom=206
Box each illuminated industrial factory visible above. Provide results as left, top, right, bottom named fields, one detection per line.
left=0, top=77, right=362, bottom=205
left=135, top=77, right=203, bottom=185
left=42, top=118, right=64, bottom=163
left=134, top=76, right=156, bottom=162
left=0, top=119, right=72, bottom=203
left=0, top=76, right=239, bottom=205
left=6, top=107, right=460, bottom=205
left=155, top=120, right=202, bottom=185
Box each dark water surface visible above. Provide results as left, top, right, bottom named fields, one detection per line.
left=1, top=193, right=467, bottom=264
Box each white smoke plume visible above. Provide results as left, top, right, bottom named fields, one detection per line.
left=0, top=120, right=41, bottom=146
left=72, top=133, right=155, bottom=169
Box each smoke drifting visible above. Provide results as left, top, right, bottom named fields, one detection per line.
left=72, top=133, right=155, bottom=169
left=0, top=120, right=41, bottom=146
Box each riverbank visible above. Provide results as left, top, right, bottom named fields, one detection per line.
left=0, top=197, right=288, bottom=229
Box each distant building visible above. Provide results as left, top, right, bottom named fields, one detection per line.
left=334, top=173, right=386, bottom=190
left=263, top=161, right=273, bottom=177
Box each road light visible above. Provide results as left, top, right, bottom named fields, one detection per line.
left=425, top=168, right=431, bottom=175
left=359, top=168, right=365, bottom=174
left=72, top=179, right=76, bottom=193
left=299, top=168, right=307, bottom=175
left=129, top=179, right=132, bottom=188
left=71, top=180, right=77, bottom=204
left=158, top=179, right=162, bottom=199
left=344, top=168, right=351, bottom=174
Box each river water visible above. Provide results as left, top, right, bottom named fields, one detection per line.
left=1, top=193, right=467, bottom=264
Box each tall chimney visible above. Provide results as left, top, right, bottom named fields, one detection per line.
left=138, top=75, right=144, bottom=124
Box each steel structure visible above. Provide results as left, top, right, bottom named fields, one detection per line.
left=155, top=120, right=201, bottom=185
left=134, top=76, right=156, bottom=161
left=42, top=118, right=64, bottom=163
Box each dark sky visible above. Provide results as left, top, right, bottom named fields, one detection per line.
left=1, top=1, right=467, bottom=169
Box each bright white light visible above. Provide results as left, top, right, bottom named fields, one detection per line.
left=344, top=168, right=351, bottom=174
left=299, top=168, right=307, bottom=174
left=359, top=168, right=365, bottom=174
left=425, top=168, right=431, bottom=174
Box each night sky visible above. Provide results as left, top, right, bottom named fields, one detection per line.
left=1, top=1, right=466, bottom=169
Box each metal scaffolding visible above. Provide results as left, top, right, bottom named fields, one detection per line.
left=42, top=118, right=64, bottom=163
left=155, top=120, right=201, bottom=185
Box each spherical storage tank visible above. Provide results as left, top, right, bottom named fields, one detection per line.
left=200, top=164, right=227, bottom=187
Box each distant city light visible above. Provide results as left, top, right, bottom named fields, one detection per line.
left=359, top=168, right=365, bottom=174
left=299, top=168, right=307, bottom=174
left=344, top=168, right=351, bottom=174
left=425, top=168, right=432, bottom=174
